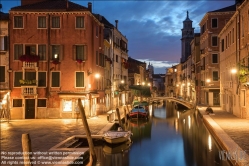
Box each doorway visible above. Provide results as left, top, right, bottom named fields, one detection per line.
left=25, top=99, right=35, bottom=119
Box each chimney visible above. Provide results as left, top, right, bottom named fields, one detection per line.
left=88, top=2, right=92, bottom=12
left=115, top=20, right=118, bottom=29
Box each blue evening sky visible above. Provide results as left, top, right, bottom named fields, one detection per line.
left=0, top=0, right=234, bottom=73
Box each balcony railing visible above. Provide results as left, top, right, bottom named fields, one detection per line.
left=21, top=86, right=37, bottom=96
left=23, top=62, right=37, bottom=69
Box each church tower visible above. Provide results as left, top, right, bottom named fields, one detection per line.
left=181, top=11, right=194, bottom=63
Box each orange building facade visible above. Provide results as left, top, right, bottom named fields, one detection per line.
left=9, top=1, right=105, bottom=119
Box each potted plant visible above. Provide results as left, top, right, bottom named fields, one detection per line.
left=19, top=54, right=40, bottom=62
left=19, top=79, right=37, bottom=85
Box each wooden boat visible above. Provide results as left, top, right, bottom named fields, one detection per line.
left=103, top=130, right=132, bottom=144
left=103, top=140, right=132, bottom=154
left=129, top=105, right=149, bottom=119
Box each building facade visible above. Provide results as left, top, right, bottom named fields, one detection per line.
left=9, top=0, right=105, bottom=119
left=0, top=11, right=10, bottom=118
left=219, top=0, right=249, bottom=118
left=199, top=5, right=236, bottom=106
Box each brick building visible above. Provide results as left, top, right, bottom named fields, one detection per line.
left=219, top=0, right=249, bottom=118
left=199, top=4, right=236, bottom=106
left=9, top=0, right=105, bottom=119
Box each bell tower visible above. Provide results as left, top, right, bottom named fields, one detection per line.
left=181, top=11, right=194, bottom=63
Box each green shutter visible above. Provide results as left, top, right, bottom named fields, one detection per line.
left=0, top=66, right=5, bottom=82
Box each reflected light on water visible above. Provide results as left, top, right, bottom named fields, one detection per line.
left=208, top=135, right=212, bottom=151
left=188, top=115, right=191, bottom=129
left=183, top=119, right=185, bottom=124
left=177, top=111, right=180, bottom=119
left=149, top=105, right=153, bottom=116
left=175, top=119, right=178, bottom=131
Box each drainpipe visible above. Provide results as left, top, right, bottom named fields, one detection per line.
left=46, top=14, right=51, bottom=98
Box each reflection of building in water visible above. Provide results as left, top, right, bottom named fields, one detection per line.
left=177, top=111, right=228, bottom=166
left=94, top=146, right=130, bottom=166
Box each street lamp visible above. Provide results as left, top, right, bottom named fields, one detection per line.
left=95, top=73, right=100, bottom=79
left=231, top=68, right=237, bottom=74
left=206, top=79, right=211, bottom=83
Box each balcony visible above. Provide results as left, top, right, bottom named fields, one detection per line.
left=22, top=62, right=38, bottom=69
left=21, top=86, right=37, bottom=96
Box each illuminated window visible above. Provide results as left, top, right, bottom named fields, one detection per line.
left=63, top=100, right=72, bottom=112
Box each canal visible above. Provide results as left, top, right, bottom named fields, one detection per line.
left=99, top=101, right=232, bottom=166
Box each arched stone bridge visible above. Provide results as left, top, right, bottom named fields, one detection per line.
left=151, top=97, right=196, bottom=109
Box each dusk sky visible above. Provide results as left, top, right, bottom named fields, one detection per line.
left=1, top=0, right=235, bottom=74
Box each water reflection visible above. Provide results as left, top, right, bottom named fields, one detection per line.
left=97, top=101, right=232, bottom=166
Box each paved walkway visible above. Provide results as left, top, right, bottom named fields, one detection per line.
left=197, top=106, right=249, bottom=166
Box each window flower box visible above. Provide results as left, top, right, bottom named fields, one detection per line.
left=19, top=54, right=40, bottom=62
left=19, top=79, right=37, bottom=85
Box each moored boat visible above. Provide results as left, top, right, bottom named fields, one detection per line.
left=129, top=105, right=149, bottom=119
left=103, top=130, right=132, bottom=144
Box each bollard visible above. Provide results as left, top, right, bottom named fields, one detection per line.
left=116, top=108, right=123, bottom=129
left=22, top=133, right=33, bottom=166
left=78, top=98, right=97, bottom=166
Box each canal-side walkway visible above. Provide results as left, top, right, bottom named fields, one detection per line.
left=197, top=106, right=249, bottom=166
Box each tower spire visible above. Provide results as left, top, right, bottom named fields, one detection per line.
left=187, top=11, right=189, bottom=19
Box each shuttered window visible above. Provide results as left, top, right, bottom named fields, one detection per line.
left=38, top=72, right=46, bottom=87
left=13, top=99, right=22, bottom=107
left=76, top=16, right=84, bottom=28
left=14, top=44, right=23, bottom=60
left=0, top=66, right=5, bottom=82
left=51, top=72, right=60, bottom=87
left=38, top=99, right=46, bottom=107
left=14, top=16, right=23, bottom=28
left=14, top=72, right=23, bottom=87
left=76, top=72, right=84, bottom=87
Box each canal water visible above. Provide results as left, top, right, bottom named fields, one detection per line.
left=99, top=101, right=232, bottom=166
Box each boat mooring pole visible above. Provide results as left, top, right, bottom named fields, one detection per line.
left=22, top=133, right=33, bottom=166
left=78, top=98, right=97, bottom=166
left=116, top=108, right=123, bottom=129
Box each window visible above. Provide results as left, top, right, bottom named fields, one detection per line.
left=221, top=39, right=224, bottom=52
left=76, top=16, right=84, bottom=28
left=14, top=72, right=23, bottom=87
left=0, top=66, right=5, bottom=82
left=14, top=44, right=23, bottom=60
left=201, top=23, right=206, bottom=34
left=232, top=28, right=234, bottom=43
left=51, top=72, right=60, bottom=87
left=96, top=51, right=98, bottom=65
left=13, top=99, right=22, bottom=107
left=116, top=55, right=118, bottom=62
left=38, top=16, right=46, bottom=28
left=63, top=100, right=72, bottom=112
left=213, top=71, right=219, bottom=81
left=99, top=53, right=105, bottom=67
left=0, top=36, right=7, bottom=51
left=211, top=18, right=218, bottom=28
left=38, top=72, right=46, bottom=87
left=76, top=72, right=84, bottom=87
left=212, top=36, right=218, bottom=46
left=51, top=16, right=60, bottom=28
left=14, top=16, right=23, bottom=28
left=212, top=54, right=218, bottom=63
left=96, top=26, right=99, bottom=37
left=38, top=99, right=46, bottom=107
left=25, top=72, right=36, bottom=81
left=51, top=45, right=62, bottom=60
left=25, top=45, right=36, bottom=55
left=38, top=45, right=46, bottom=60
left=74, top=45, right=87, bottom=61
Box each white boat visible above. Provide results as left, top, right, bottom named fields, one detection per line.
left=103, top=130, right=132, bottom=144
